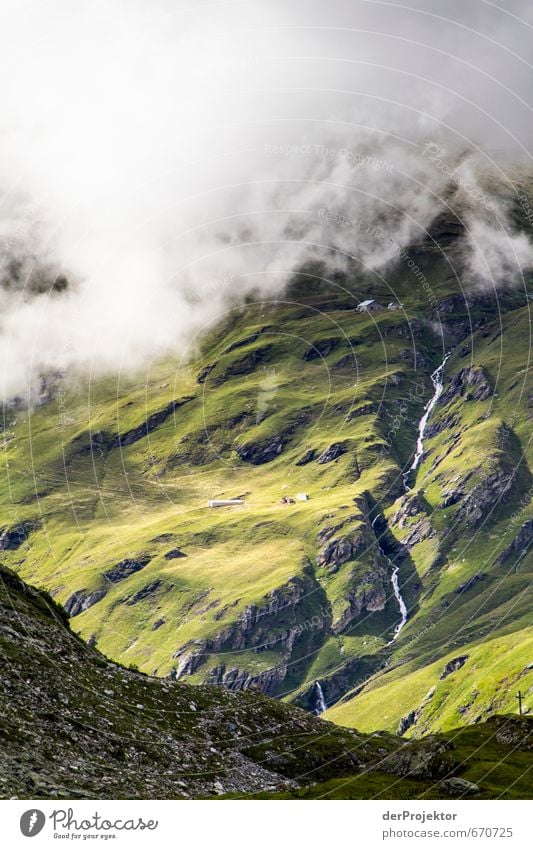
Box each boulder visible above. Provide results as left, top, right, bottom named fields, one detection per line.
left=439, top=777, right=479, bottom=796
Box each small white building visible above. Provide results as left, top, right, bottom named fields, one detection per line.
left=356, top=299, right=384, bottom=313
left=296, top=492, right=309, bottom=501
left=207, top=499, right=244, bottom=508
left=387, top=301, right=403, bottom=311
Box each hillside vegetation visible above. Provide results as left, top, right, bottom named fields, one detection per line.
left=1, top=202, right=532, bottom=737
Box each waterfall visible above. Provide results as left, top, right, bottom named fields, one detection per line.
left=388, top=564, right=408, bottom=643
left=314, top=681, right=327, bottom=714
left=372, top=515, right=408, bottom=643
left=403, top=352, right=451, bottom=490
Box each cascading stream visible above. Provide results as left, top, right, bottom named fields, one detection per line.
left=403, top=352, right=451, bottom=491
left=314, top=681, right=327, bottom=715
left=372, top=516, right=408, bottom=643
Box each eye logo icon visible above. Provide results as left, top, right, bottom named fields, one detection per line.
left=20, top=809, right=46, bottom=837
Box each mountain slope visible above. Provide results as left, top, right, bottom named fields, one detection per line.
left=0, top=202, right=532, bottom=731
left=1, top=561, right=532, bottom=800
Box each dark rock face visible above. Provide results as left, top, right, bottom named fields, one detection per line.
left=441, top=459, right=514, bottom=527
left=399, top=518, right=435, bottom=549
left=317, top=442, right=348, bottom=464
left=172, top=572, right=329, bottom=695
left=218, top=345, right=273, bottom=380
left=384, top=738, right=455, bottom=779
left=498, top=519, right=533, bottom=564
left=164, top=548, right=187, bottom=560
left=114, top=398, right=193, bottom=448
left=462, top=469, right=514, bottom=526
left=398, top=710, right=419, bottom=736
left=455, top=573, right=487, bottom=595
left=196, top=363, right=215, bottom=384
left=439, top=777, right=479, bottom=795
left=73, top=397, right=193, bottom=456
left=0, top=520, right=40, bottom=550
left=493, top=715, right=533, bottom=751
left=317, top=537, right=357, bottom=568
left=333, top=353, right=357, bottom=369
left=440, top=365, right=492, bottom=404
left=64, top=588, right=107, bottom=617
left=295, top=448, right=316, bottom=466
left=126, top=579, right=164, bottom=606
left=392, top=494, right=427, bottom=530
left=236, top=435, right=285, bottom=464
left=103, top=556, right=151, bottom=583
left=223, top=326, right=273, bottom=355
left=425, top=414, right=460, bottom=438
left=331, top=570, right=388, bottom=635
left=303, top=337, right=340, bottom=361
left=72, top=429, right=115, bottom=456
left=440, top=655, right=469, bottom=680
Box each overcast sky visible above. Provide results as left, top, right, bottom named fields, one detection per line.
left=0, top=0, right=532, bottom=398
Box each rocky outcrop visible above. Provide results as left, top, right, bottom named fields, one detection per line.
left=103, top=556, right=151, bottom=583
left=317, top=442, right=348, bottom=464
left=64, top=588, right=107, bottom=617
left=401, top=518, right=435, bottom=549
left=316, top=516, right=369, bottom=568
left=164, top=548, right=187, bottom=560
left=171, top=571, right=330, bottom=694
left=333, top=353, right=357, bottom=369
left=217, top=345, right=273, bottom=380
left=461, top=468, right=514, bottom=526
left=126, top=579, right=164, bottom=606
left=391, top=494, right=428, bottom=530
left=331, top=569, right=388, bottom=635
left=383, top=738, right=455, bottom=779
left=440, top=365, right=492, bottom=404
left=498, top=519, right=533, bottom=564
left=440, top=655, right=469, bottom=680
left=441, top=457, right=515, bottom=527
left=398, top=710, right=420, bottom=736
left=455, top=573, right=487, bottom=595
left=236, top=434, right=285, bottom=464
left=397, top=687, right=436, bottom=736
left=303, top=337, right=339, bottom=361
left=0, top=520, right=40, bottom=550
left=196, top=362, right=215, bottom=383
left=439, top=777, right=479, bottom=795
left=493, top=715, right=533, bottom=751
left=114, top=397, right=193, bottom=448
left=236, top=408, right=314, bottom=465
left=295, top=448, right=317, bottom=466
left=72, top=397, right=193, bottom=456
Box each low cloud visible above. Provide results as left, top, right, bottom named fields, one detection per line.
left=1, top=0, right=532, bottom=399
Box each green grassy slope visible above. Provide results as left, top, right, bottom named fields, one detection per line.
left=0, top=205, right=532, bottom=732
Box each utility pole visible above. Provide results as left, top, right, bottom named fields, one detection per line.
left=516, top=691, right=523, bottom=716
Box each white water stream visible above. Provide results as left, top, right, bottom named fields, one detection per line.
left=403, top=352, right=451, bottom=490
left=314, top=681, right=327, bottom=714
left=371, top=516, right=408, bottom=643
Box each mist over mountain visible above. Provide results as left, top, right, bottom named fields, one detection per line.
left=1, top=0, right=533, bottom=399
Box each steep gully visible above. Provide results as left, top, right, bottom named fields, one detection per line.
left=313, top=353, right=451, bottom=714
left=389, top=353, right=451, bottom=642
